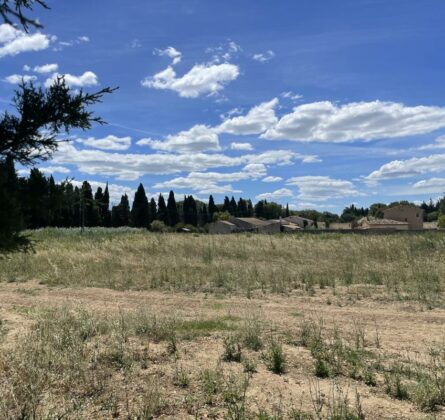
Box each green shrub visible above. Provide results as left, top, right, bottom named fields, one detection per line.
left=222, top=335, right=242, bottom=363
left=264, top=339, right=286, bottom=374
left=438, top=215, right=445, bottom=228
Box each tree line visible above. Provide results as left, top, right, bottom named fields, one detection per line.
left=0, top=161, right=298, bottom=232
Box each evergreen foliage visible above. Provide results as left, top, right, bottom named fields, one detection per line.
left=131, top=184, right=149, bottom=228
left=166, top=190, right=179, bottom=227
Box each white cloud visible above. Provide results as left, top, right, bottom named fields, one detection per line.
left=286, top=176, right=362, bottom=201
left=52, top=143, right=298, bottom=181
left=44, top=71, right=99, bottom=88
left=153, top=163, right=265, bottom=195
left=33, top=63, right=59, bottom=74
left=154, top=46, right=182, bottom=65
left=0, top=24, right=51, bottom=58
left=206, top=41, right=242, bottom=63
left=256, top=188, right=293, bottom=200
left=411, top=178, right=445, bottom=194
left=137, top=125, right=220, bottom=153
left=217, top=98, right=279, bottom=135
left=262, top=176, right=283, bottom=183
left=17, top=165, right=70, bottom=176
left=262, top=101, right=445, bottom=142
left=230, top=142, right=253, bottom=151
left=78, top=135, right=132, bottom=151
left=281, top=91, right=303, bottom=101
left=252, top=50, right=275, bottom=63
left=4, top=74, right=37, bottom=84
left=418, top=135, right=445, bottom=150
left=141, top=62, right=239, bottom=98
left=365, top=154, right=445, bottom=183
left=53, top=35, right=89, bottom=51
left=71, top=180, right=135, bottom=204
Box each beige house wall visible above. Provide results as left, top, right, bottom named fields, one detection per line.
left=208, top=221, right=236, bottom=234
left=383, top=206, right=424, bottom=230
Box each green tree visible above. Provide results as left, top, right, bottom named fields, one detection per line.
left=149, top=198, right=157, bottom=225
left=166, top=190, right=179, bottom=226
left=0, top=2, right=114, bottom=243
left=208, top=195, right=218, bottom=220
left=111, top=194, right=130, bottom=227
left=0, top=156, right=23, bottom=244
left=131, top=183, right=149, bottom=228
left=157, top=194, right=168, bottom=224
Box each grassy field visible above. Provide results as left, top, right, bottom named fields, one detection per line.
left=0, top=228, right=444, bottom=418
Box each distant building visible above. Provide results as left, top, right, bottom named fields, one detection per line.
left=358, top=218, right=409, bottom=231
left=329, top=222, right=354, bottom=230
left=208, top=217, right=281, bottom=234
left=208, top=220, right=238, bottom=234
left=284, top=216, right=314, bottom=228
left=383, top=205, right=424, bottom=230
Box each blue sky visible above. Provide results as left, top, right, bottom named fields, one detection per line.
left=2, top=0, right=445, bottom=211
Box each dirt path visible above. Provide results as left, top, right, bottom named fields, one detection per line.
left=1, top=280, right=444, bottom=418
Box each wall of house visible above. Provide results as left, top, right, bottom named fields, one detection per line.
left=258, top=222, right=281, bottom=234
left=383, top=206, right=424, bottom=229
left=208, top=222, right=235, bottom=234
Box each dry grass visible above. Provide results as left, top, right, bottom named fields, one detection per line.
left=0, top=228, right=444, bottom=418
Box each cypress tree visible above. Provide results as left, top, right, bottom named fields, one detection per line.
left=149, top=198, right=157, bottom=224
left=222, top=196, right=230, bottom=213
left=166, top=190, right=179, bottom=226
left=199, top=203, right=209, bottom=226
left=102, top=183, right=111, bottom=227
left=208, top=195, right=218, bottom=221
left=247, top=200, right=254, bottom=217
left=285, top=203, right=290, bottom=217
left=157, top=194, right=168, bottom=224
left=131, top=183, right=149, bottom=228
left=237, top=198, right=248, bottom=217
left=25, top=168, right=49, bottom=228
left=94, top=187, right=104, bottom=226
left=0, top=157, right=23, bottom=244
left=229, top=196, right=238, bottom=216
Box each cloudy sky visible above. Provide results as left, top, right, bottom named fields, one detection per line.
left=2, top=0, right=445, bottom=210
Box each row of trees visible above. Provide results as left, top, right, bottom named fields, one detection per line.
left=0, top=163, right=297, bottom=231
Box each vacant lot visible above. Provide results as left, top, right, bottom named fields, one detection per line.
left=0, top=229, right=444, bottom=418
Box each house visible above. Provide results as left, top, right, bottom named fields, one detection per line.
left=358, top=217, right=409, bottom=231
left=208, top=217, right=281, bottom=234
left=423, top=221, right=438, bottom=230
left=329, top=222, right=354, bottom=230
left=231, top=217, right=281, bottom=233
left=383, top=205, right=424, bottom=230
left=208, top=220, right=238, bottom=234
left=284, top=216, right=314, bottom=228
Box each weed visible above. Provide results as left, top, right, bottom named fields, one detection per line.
left=264, top=338, right=286, bottom=374
left=222, top=334, right=242, bottom=362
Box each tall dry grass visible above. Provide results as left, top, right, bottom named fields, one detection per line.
left=1, top=228, right=444, bottom=304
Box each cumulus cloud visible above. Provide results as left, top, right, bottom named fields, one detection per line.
left=71, top=180, right=135, bottom=204
left=230, top=142, right=253, bottom=151
left=262, top=101, right=445, bottom=142
left=17, top=166, right=70, bottom=176
left=137, top=125, right=220, bottom=153
left=262, top=176, right=283, bottom=183
left=153, top=163, right=266, bottom=195
left=52, top=143, right=299, bottom=181
left=217, top=98, right=279, bottom=135
left=0, top=23, right=51, bottom=58
left=78, top=135, right=132, bottom=151
left=141, top=62, right=239, bottom=98
left=286, top=176, right=362, bottom=201
left=154, top=46, right=182, bottom=64
left=256, top=188, right=293, bottom=200
left=252, top=50, right=275, bottom=62
left=44, top=71, right=99, bottom=88
left=411, top=178, right=445, bottom=194
left=365, top=154, right=445, bottom=183
left=4, top=74, right=37, bottom=84
left=33, top=63, right=59, bottom=74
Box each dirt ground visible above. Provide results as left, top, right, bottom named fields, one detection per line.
left=1, top=279, right=444, bottom=419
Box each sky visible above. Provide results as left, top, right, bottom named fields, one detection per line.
left=2, top=0, right=445, bottom=211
